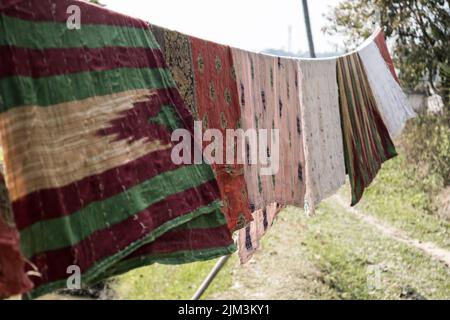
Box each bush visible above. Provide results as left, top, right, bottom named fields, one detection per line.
left=397, top=114, right=450, bottom=215
left=401, top=114, right=450, bottom=189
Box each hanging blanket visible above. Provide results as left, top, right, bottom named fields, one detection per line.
left=0, top=171, right=33, bottom=299
left=359, top=35, right=416, bottom=138
left=97, top=209, right=234, bottom=279
left=336, top=53, right=398, bottom=206
left=231, top=49, right=306, bottom=211
left=232, top=49, right=305, bottom=263
left=298, top=60, right=346, bottom=214
left=0, top=0, right=234, bottom=298
left=151, top=25, right=252, bottom=232
left=237, top=203, right=281, bottom=264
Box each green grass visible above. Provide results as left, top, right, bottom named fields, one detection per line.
left=298, top=201, right=450, bottom=299
left=112, top=256, right=237, bottom=300
left=340, top=154, right=450, bottom=250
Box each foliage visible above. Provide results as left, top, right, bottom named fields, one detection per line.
left=440, top=62, right=450, bottom=106
left=323, top=0, right=450, bottom=109
left=401, top=114, right=450, bottom=188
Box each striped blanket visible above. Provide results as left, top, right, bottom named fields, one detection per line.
left=151, top=25, right=252, bottom=231
left=0, top=0, right=234, bottom=298
left=336, top=53, right=398, bottom=206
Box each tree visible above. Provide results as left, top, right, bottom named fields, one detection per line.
left=323, top=0, right=449, bottom=111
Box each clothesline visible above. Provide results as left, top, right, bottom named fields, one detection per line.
left=0, top=0, right=416, bottom=299
left=151, top=21, right=382, bottom=62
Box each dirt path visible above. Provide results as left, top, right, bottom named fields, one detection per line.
left=332, top=195, right=450, bottom=268
left=209, top=210, right=337, bottom=300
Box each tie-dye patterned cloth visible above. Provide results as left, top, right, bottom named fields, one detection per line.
left=0, top=171, right=33, bottom=299
left=0, top=0, right=234, bottom=298
left=336, top=53, right=398, bottom=206
left=232, top=49, right=306, bottom=211
left=151, top=25, right=252, bottom=232
left=359, top=33, right=416, bottom=138
left=298, top=60, right=346, bottom=214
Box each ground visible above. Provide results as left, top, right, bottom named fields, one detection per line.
left=111, top=164, right=450, bottom=300
left=209, top=198, right=450, bottom=300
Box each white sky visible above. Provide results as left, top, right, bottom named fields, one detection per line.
left=102, top=0, right=343, bottom=54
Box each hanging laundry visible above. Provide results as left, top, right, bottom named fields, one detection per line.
left=232, top=49, right=305, bottom=263
left=238, top=203, right=281, bottom=264
left=190, top=36, right=253, bottom=231
left=151, top=26, right=199, bottom=118
left=374, top=31, right=400, bottom=84
left=336, top=53, right=398, bottom=206
left=0, top=171, right=33, bottom=299
left=231, top=49, right=306, bottom=211
left=237, top=213, right=261, bottom=264
left=297, top=60, right=346, bottom=214
left=151, top=25, right=252, bottom=232
left=0, top=0, right=234, bottom=298
left=359, top=35, right=416, bottom=138
left=94, top=209, right=234, bottom=280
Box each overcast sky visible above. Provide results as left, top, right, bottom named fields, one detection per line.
left=101, top=0, right=343, bottom=54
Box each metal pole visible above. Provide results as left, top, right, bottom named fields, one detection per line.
left=301, top=0, right=316, bottom=58
left=191, top=255, right=231, bottom=300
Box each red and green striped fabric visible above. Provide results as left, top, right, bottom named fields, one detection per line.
left=336, top=53, right=397, bottom=206
left=0, top=0, right=234, bottom=299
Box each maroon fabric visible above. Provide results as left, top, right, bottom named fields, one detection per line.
left=27, top=182, right=219, bottom=287
left=374, top=31, right=400, bottom=84
left=0, top=0, right=148, bottom=28
left=13, top=87, right=195, bottom=231
left=0, top=219, right=33, bottom=298
left=96, top=92, right=182, bottom=145
left=13, top=148, right=175, bottom=230
left=126, top=225, right=232, bottom=258
left=0, top=47, right=166, bottom=78
left=0, top=172, right=33, bottom=298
